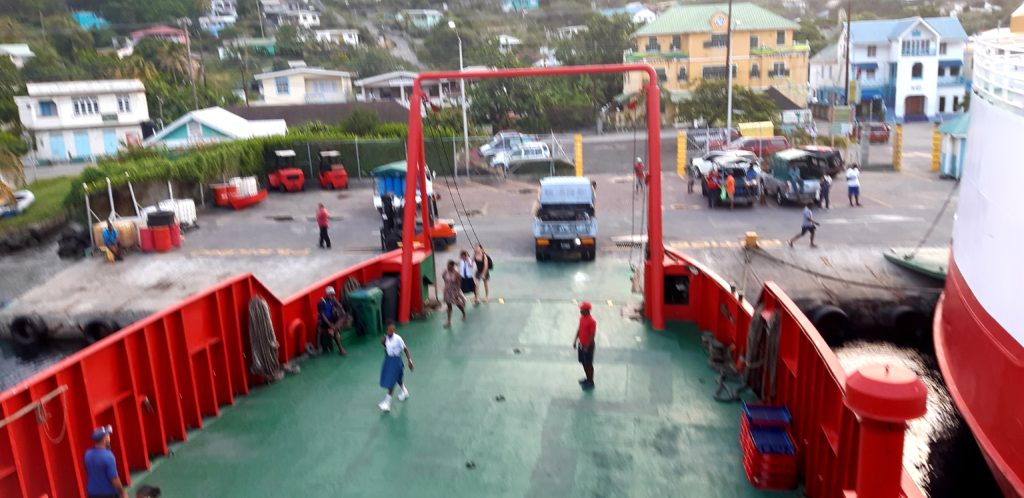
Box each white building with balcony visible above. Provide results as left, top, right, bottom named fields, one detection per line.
left=314, top=29, right=360, bottom=46
left=810, top=16, right=969, bottom=120
left=255, top=67, right=354, bottom=105
left=14, top=79, right=149, bottom=163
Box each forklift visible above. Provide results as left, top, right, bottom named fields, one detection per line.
left=267, top=149, right=305, bottom=192
left=318, top=150, right=349, bottom=190
left=372, top=161, right=456, bottom=252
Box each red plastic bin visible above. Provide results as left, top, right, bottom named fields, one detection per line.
left=152, top=226, right=172, bottom=252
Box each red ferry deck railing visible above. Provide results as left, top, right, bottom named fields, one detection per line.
left=660, top=247, right=925, bottom=498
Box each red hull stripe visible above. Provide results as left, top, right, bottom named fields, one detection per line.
left=935, top=259, right=1024, bottom=497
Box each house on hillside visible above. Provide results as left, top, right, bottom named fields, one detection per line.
left=15, top=80, right=149, bottom=163
left=398, top=9, right=443, bottom=30
left=254, top=67, right=354, bottom=104
left=555, top=25, right=588, bottom=39
left=0, top=44, right=34, bottom=68
left=130, top=25, right=188, bottom=45
left=354, top=71, right=462, bottom=107
left=218, top=38, right=277, bottom=60
left=810, top=16, right=969, bottom=120
left=143, top=107, right=286, bottom=149
left=503, top=0, right=539, bottom=12
left=499, top=34, right=522, bottom=54
left=602, top=3, right=657, bottom=25
left=71, top=11, right=109, bottom=30
left=314, top=29, right=360, bottom=46
left=199, top=15, right=238, bottom=37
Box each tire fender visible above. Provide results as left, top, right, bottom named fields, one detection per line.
left=810, top=305, right=848, bottom=343
left=83, top=319, right=122, bottom=345
left=11, top=315, right=48, bottom=346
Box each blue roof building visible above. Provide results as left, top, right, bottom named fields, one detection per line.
left=71, top=11, right=110, bottom=31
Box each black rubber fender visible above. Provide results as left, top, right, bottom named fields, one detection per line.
left=810, top=305, right=849, bottom=343
left=83, top=319, right=122, bottom=345
left=10, top=315, right=50, bottom=359
left=889, top=305, right=930, bottom=342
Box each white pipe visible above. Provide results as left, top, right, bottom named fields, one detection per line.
left=105, top=178, right=116, bottom=220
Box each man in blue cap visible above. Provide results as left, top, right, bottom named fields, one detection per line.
left=84, top=425, right=129, bottom=498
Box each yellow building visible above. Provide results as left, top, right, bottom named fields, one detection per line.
left=623, top=2, right=809, bottom=111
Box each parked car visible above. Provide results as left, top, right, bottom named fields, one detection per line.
left=479, top=131, right=528, bottom=158
left=798, top=145, right=845, bottom=176
left=682, top=127, right=740, bottom=151
left=491, top=141, right=551, bottom=170
left=701, top=157, right=761, bottom=208
left=689, top=149, right=757, bottom=177
left=853, top=123, right=890, bottom=143
left=727, top=136, right=791, bottom=159
left=762, top=149, right=826, bottom=206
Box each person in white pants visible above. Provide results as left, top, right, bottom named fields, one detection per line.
left=378, top=322, right=414, bottom=412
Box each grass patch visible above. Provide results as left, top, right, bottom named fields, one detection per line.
left=0, top=177, right=75, bottom=235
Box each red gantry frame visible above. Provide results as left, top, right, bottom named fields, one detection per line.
left=396, top=64, right=668, bottom=330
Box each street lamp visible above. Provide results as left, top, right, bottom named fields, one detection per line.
left=449, top=20, right=470, bottom=178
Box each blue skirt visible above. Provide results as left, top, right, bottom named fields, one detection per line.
left=379, top=355, right=404, bottom=389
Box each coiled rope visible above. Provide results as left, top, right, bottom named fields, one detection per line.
left=248, top=297, right=283, bottom=382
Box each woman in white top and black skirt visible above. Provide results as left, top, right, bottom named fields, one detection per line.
left=378, top=321, right=413, bottom=412
left=458, top=250, right=479, bottom=304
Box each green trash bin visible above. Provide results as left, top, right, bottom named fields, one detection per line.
left=349, top=287, right=384, bottom=337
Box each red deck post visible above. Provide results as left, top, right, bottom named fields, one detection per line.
left=844, top=364, right=927, bottom=498
left=399, top=88, right=425, bottom=324
left=645, top=80, right=665, bottom=331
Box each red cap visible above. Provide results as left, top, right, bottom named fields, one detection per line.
left=579, top=301, right=592, bottom=311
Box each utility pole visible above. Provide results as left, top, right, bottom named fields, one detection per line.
left=725, top=0, right=734, bottom=132
left=179, top=18, right=200, bottom=111
left=844, top=0, right=852, bottom=105
left=449, top=21, right=470, bottom=178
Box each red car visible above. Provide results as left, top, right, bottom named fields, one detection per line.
left=853, top=123, right=890, bottom=143
left=727, top=136, right=790, bottom=159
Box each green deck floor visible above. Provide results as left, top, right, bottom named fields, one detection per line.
left=133, top=259, right=798, bottom=497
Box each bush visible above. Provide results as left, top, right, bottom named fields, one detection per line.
left=0, top=131, right=28, bottom=156
left=340, top=109, right=382, bottom=135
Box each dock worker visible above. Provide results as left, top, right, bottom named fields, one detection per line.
left=846, top=164, right=862, bottom=207
left=378, top=321, right=414, bottom=412
left=84, top=425, right=129, bottom=498
left=317, top=287, right=347, bottom=356
left=102, top=222, right=122, bottom=262
left=633, top=157, right=647, bottom=191
left=724, top=173, right=736, bottom=210
left=788, top=202, right=821, bottom=249
left=316, top=203, right=331, bottom=249
left=573, top=301, right=597, bottom=390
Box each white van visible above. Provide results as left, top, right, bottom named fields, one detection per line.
left=491, top=141, right=551, bottom=171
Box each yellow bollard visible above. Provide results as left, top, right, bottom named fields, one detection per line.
left=574, top=134, right=583, bottom=177
left=677, top=131, right=687, bottom=177
left=892, top=124, right=903, bottom=172
left=931, top=124, right=942, bottom=173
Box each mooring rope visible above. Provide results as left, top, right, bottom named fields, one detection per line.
left=248, top=297, right=283, bottom=382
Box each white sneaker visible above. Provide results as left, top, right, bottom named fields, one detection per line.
left=398, top=386, right=409, bottom=401
left=378, top=400, right=391, bottom=412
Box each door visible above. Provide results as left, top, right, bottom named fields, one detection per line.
left=103, top=130, right=119, bottom=155
left=73, top=131, right=92, bottom=159
left=904, top=96, right=925, bottom=116
left=49, top=132, right=66, bottom=161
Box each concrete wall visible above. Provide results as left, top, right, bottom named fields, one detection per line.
left=33, top=125, right=143, bottom=162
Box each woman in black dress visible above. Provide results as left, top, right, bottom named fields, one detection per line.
left=473, top=244, right=492, bottom=303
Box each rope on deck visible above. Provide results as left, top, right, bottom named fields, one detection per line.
left=249, top=297, right=284, bottom=382
left=704, top=305, right=781, bottom=403
left=0, top=385, right=69, bottom=445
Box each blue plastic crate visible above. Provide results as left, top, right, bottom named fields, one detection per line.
left=742, top=402, right=792, bottom=427
left=748, top=426, right=796, bottom=455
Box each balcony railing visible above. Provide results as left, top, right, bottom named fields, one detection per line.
left=751, top=43, right=810, bottom=56
left=768, top=69, right=791, bottom=78
left=938, top=75, right=966, bottom=87
left=623, top=50, right=688, bottom=62
left=972, top=29, right=1024, bottom=114
left=902, top=48, right=936, bottom=56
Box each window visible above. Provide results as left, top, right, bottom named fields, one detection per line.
left=940, top=42, right=947, bottom=55
left=646, top=36, right=660, bottom=52
left=704, top=33, right=728, bottom=48
left=866, top=69, right=876, bottom=79
left=671, top=35, right=681, bottom=50
left=37, top=100, right=57, bottom=117
left=867, top=45, right=876, bottom=57
left=776, top=31, right=785, bottom=45
left=750, top=64, right=760, bottom=77
left=187, top=121, right=202, bottom=138
left=902, top=39, right=932, bottom=56
left=937, top=66, right=945, bottom=77
left=116, top=95, right=131, bottom=113
left=750, top=36, right=758, bottom=49
left=677, top=67, right=687, bottom=81
left=770, top=62, right=789, bottom=78
left=828, top=66, right=833, bottom=78
left=72, top=97, right=99, bottom=116
left=911, top=62, right=923, bottom=79
left=655, top=68, right=667, bottom=82
left=953, top=96, right=959, bottom=110
left=939, top=96, right=946, bottom=113
left=950, top=66, right=961, bottom=77
left=702, top=65, right=736, bottom=79
left=275, top=77, right=290, bottom=95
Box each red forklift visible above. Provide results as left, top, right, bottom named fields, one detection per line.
left=318, top=150, right=349, bottom=189
left=267, top=149, right=305, bottom=192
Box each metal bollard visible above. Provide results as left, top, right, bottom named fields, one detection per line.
left=844, top=364, right=927, bottom=498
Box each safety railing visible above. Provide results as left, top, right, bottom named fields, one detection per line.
left=0, top=248, right=431, bottom=498
left=972, top=29, right=1024, bottom=115
left=661, top=247, right=925, bottom=498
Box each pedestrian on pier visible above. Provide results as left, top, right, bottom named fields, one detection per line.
left=84, top=426, right=129, bottom=498
left=473, top=244, right=493, bottom=303
left=443, top=260, right=467, bottom=327
left=316, top=203, right=331, bottom=249
left=820, top=174, right=832, bottom=209
left=574, top=301, right=597, bottom=390
left=459, top=250, right=479, bottom=305
left=724, top=173, right=736, bottom=210
left=378, top=321, right=413, bottom=412
left=788, top=203, right=821, bottom=248
left=846, top=164, right=862, bottom=207
left=633, top=157, right=648, bottom=192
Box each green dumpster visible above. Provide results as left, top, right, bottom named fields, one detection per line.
left=349, top=287, right=384, bottom=337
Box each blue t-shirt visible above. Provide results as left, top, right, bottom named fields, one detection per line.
left=318, top=298, right=339, bottom=324
left=102, top=228, right=118, bottom=247
left=84, top=448, right=119, bottom=495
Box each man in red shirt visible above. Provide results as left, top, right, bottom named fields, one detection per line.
left=316, top=203, right=331, bottom=249
left=633, top=157, right=647, bottom=192
left=574, top=301, right=597, bottom=390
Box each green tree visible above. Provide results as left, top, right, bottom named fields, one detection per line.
left=419, top=21, right=514, bottom=70
left=675, top=81, right=779, bottom=126
left=555, top=14, right=636, bottom=106
left=0, top=57, right=23, bottom=126
left=134, top=38, right=190, bottom=82
left=340, top=109, right=382, bottom=135
left=794, top=19, right=829, bottom=56
left=468, top=77, right=596, bottom=133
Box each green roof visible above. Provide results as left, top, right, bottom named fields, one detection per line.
left=371, top=161, right=409, bottom=176
left=937, top=113, right=969, bottom=136
left=634, top=2, right=798, bottom=37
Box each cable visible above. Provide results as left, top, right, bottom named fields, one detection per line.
left=907, top=179, right=959, bottom=260
left=423, top=100, right=482, bottom=248
left=750, top=247, right=943, bottom=293
left=36, top=391, right=67, bottom=445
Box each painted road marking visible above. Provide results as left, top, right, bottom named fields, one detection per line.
left=669, top=239, right=782, bottom=249
left=819, top=214, right=924, bottom=225
left=863, top=195, right=894, bottom=208
left=190, top=248, right=311, bottom=257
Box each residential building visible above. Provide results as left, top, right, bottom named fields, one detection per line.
left=765, top=87, right=813, bottom=132
left=554, top=25, right=587, bottom=40
left=622, top=2, right=810, bottom=110
left=14, top=80, right=149, bottom=162
left=354, top=71, right=462, bottom=107
left=399, top=9, right=443, bottom=30
left=71, top=11, right=109, bottom=31
left=503, top=0, right=539, bottom=13
left=809, top=43, right=842, bottom=105
left=218, top=37, right=277, bottom=60
left=264, top=9, right=321, bottom=28
left=314, top=29, right=360, bottom=46
left=130, top=25, right=188, bottom=45
left=199, top=15, right=238, bottom=37
left=602, top=3, right=657, bottom=25
left=210, top=0, right=238, bottom=16
left=0, top=44, right=34, bottom=68
left=534, top=46, right=561, bottom=68
left=143, top=107, right=286, bottom=149
left=499, top=34, right=522, bottom=54
left=255, top=67, right=354, bottom=104
left=809, top=16, right=969, bottom=120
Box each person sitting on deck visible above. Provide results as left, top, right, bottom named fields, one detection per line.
left=317, top=287, right=347, bottom=357
left=102, top=222, right=122, bottom=262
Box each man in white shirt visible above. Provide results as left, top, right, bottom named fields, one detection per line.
left=846, top=164, right=862, bottom=207
left=378, top=322, right=414, bottom=412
